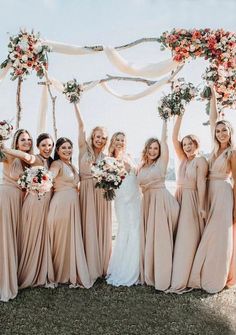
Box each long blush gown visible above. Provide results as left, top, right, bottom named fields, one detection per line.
left=188, top=148, right=235, bottom=293
left=47, top=160, right=91, bottom=288
left=17, top=155, right=54, bottom=288
left=80, top=148, right=112, bottom=277
left=0, top=157, right=23, bottom=302
left=169, top=157, right=207, bottom=293
left=137, top=159, right=179, bottom=291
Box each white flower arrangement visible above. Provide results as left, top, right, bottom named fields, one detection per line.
left=17, top=166, right=53, bottom=199
left=0, top=120, right=13, bottom=159
left=91, top=157, right=127, bottom=201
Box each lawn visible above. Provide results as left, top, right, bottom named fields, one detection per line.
left=1, top=280, right=236, bottom=335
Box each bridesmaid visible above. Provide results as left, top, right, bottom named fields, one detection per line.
left=188, top=87, right=236, bottom=293
left=74, top=103, right=112, bottom=277
left=47, top=137, right=91, bottom=288
left=17, top=133, right=54, bottom=288
left=0, top=129, right=33, bottom=301
left=169, top=114, right=208, bottom=293
left=137, top=120, right=179, bottom=291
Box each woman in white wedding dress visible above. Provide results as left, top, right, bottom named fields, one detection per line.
left=106, top=132, right=141, bottom=286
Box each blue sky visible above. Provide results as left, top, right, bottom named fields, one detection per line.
left=0, top=0, right=236, bottom=159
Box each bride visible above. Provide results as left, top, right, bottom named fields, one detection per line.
left=106, top=132, right=141, bottom=286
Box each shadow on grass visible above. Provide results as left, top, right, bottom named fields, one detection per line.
left=1, top=279, right=235, bottom=335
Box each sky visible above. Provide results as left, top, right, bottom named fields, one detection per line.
left=0, top=0, right=236, bottom=163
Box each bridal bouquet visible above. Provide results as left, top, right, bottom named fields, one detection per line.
left=158, top=78, right=198, bottom=119
left=0, top=120, right=14, bottom=159
left=18, top=166, right=53, bottom=199
left=91, top=157, right=127, bottom=201
left=63, top=79, right=83, bottom=103
left=0, top=30, right=50, bottom=80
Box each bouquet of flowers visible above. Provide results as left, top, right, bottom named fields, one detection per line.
left=0, top=30, right=50, bottom=80
left=63, top=79, right=83, bottom=103
left=17, top=166, right=53, bottom=199
left=158, top=78, right=198, bottom=120
left=0, top=120, right=14, bottom=159
left=91, top=157, right=127, bottom=201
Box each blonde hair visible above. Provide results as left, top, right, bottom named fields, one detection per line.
left=181, top=134, right=200, bottom=154
left=108, top=132, right=126, bottom=157
left=141, top=137, right=160, bottom=167
left=11, top=129, right=33, bottom=154
left=212, top=120, right=234, bottom=156
left=87, top=126, right=108, bottom=161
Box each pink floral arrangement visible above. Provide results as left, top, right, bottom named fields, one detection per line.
left=18, top=166, right=53, bottom=199
left=158, top=28, right=236, bottom=110
left=0, top=30, right=50, bottom=80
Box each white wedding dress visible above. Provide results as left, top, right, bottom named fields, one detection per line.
left=106, top=157, right=141, bottom=287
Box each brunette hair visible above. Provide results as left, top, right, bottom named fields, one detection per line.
left=11, top=129, right=33, bottom=153
left=37, top=133, right=54, bottom=167
left=54, top=137, right=73, bottom=161
left=141, top=137, right=160, bottom=167
left=108, top=131, right=126, bottom=157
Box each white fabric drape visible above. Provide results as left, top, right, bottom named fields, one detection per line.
left=100, top=76, right=169, bottom=101
left=0, top=63, right=11, bottom=83
left=104, top=47, right=178, bottom=78
left=37, top=84, right=48, bottom=135
left=42, top=40, right=98, bottom=55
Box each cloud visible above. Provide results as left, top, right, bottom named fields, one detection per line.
left=43, top=0, right=56, bottom=9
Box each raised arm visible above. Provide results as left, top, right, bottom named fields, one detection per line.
left=172, top=115, right=185, bottom=161
left=209, top=86, right=218, bottom=138
left=231, top=151, right=236, bottom=225
left=196, top=157, right=208, bottom=220
left=159, top=119, right=169, bottom=171
left=73, top=103, right=87, bottom=151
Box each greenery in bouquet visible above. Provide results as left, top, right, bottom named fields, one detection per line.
left=0, top=29, right=50, bottom=80
left=158, top=78, right=198, bottom=120
left=91, top=157, right=127, bottom=201
left=63, top=79, right=83, bottom=103
left=0, top=120, right=14, bottom=159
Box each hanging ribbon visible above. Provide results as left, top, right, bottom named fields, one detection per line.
left=37, top=84, right=48, bottom=135
left=104, top=47, right=179, bottom=78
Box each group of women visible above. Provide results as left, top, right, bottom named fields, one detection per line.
left=0, top=87, right=235, bottom=302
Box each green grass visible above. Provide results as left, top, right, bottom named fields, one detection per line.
left=1, top=280, right=236, bottom=335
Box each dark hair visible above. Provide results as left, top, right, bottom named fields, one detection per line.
left=37, top=133, right=54, bottom=167
left=36, top=133, right=54, bottom=147
left=54, top=137, right=73, bottom=161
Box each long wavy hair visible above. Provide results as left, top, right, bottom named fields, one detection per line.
left=36, top=133, right=54, bottom=167
left=86, top=126, right=108, bottom=161
left=212, top=120, right=234, bottom=156
left=108, top=131, right=126, bottom=157
left=11, top=129, right=33, bottom=153
left=54, top=137, right=73, bottom=161
left=141, top=137, right=160, bottom=167
left=181, top=134, right=200, bottom=156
